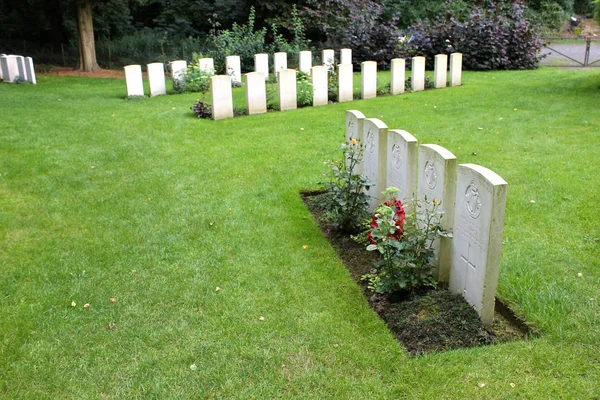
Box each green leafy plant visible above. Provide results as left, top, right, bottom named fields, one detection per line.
left=363, top=188, right=449, bottom=293
left=296, top=71, right=313, bottom=107
left=327, top=68, right=339, bottom=102
left=190, top=99, right=212, bottom=119
left=321, top=139, right=373, bottom=233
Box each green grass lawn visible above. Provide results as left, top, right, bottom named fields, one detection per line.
left=1, top=68, right=599, bottom=399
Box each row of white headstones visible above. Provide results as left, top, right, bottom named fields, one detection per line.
left=123, top=50, right=463, bottom=120
left=0, top=54, right=37, bottom=84
left=345, top=110, right=508, bottom=328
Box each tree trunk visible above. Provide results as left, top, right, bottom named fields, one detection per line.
left=76, top=0, right=100, bottom=71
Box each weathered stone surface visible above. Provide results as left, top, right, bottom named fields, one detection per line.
left=274, top=52, right=287, bottom=78
left=361, top=61, right=377, bottom=100
left=418, top=144, right=457, bottom=282
left=340, top=48, right=352, bottom=65
left=450, top=164, right=508, bottom=328
left=337, top=63, right=353, bottom=103
left=124, top=64, right=144, bottom=97
left=254, top=53, right=269, bottom=80
left=211, top=75, right=234, bottom=120
left=386, top=129, right=418, bottom=205
left=226, top=55, right=241, bottom=84
left=199, top=58, right=215, bottom=74
left=434, top=54, right=448, bottom=89
left=449, top=53, right=463, bottom=87
left=147, top=63, right=166, bottom=96
left=170, top=60, right=187, bottom=83
left=411, top=56, right=425, bottom=92
left=345, top=110, right=366, bottom=174
left=362, top=118, right=388, bottom=210
left=24, top=57, right=36, bottom=84
left=278, top=69, right=297, bottom=111
left=391, top=58, right=405, bottom=95
left=299, top=51, right=312, bottom=75
left=311, top=65, right=328, bottom=106
left=245, top=72, right=267, bottom=115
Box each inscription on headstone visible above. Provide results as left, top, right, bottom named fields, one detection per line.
left=362, top=118, right=388, bottom=210
left=386, top=130, right=418, bottom=205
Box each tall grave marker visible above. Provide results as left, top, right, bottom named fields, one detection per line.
left=245, top=72, right=267, bottom=115
left=411, top=56, right=425, bottom=92
left=211, top=75, right=234, bottom=120
left=338, top=64, right=353, bottom=103
left=278, top=69, right=297, bottom=111
left=124, top=64, right=144, bottom=97
left=390, top=58, right=405, bottom=95
left=362, top=118, right=388, bottom=210
left=311, top=66, right=328, bottom=106
left=386, top=130, right=418, bottom=206
left=361, top=61, right=377, bottom=100
left=434, top=54, right=448, bottom=89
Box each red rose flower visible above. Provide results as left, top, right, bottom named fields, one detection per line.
left=367, top=198, right=406, bottom=244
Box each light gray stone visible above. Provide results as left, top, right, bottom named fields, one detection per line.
left=245, top=72, right=267, bottom=115
left=170, top=60, right=187, bottom=83
left=211, top=75, right=234, bottom=120
left=278, top=69, right=297, bottom=111
left=311, top=65, right=328, bottom=106
left=254, top=53, right=269, bottom=80
left=25, top=57, right=36, bottom=84
left=361, top=61, right=377, bottom=100
left=322, top=49, right=334, bottom=72
left=434, top=54, right=448, bottom=89
left=449, top=163, right=508, bottom=328
left=418, top=144, right=457, bottom=282
left=340, top=48, right=352, bottom=65
left=411, top=56, right=425, bottom=92
left=391, top=58, right=405, bottom=95
left=363, top=118, right=388, bottom=210
left=345, top=110, right=366, bottom=174
left=0, top=54, right=4, bottom=80
left=449, top=53, right=463, bottom=87
left=299, top=51, right=312, bottom=75
left=1, top=55, right=19, bottom=82
left=199, top=58, right=215, bottom=75
left=124, top=64, right=144, bottom=97
left=15, top=56, right=26, bottom=81
left=386, top=129, right=418, bottom=206
left=147, top=63, right=166, bottom=96
left=337, top=63, right=353, bottom=103
left=226, top=55, right=241, bottom=84
left=274, top=52, right=287, bottom=78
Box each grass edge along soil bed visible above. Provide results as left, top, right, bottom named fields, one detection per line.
left=302, top=190, right=538, bottom=356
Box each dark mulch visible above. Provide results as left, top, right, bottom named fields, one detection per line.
left=302, top=191, right=535, bottom=356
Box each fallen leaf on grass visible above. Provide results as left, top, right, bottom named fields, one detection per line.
left=110, top=297, right=117, bottom=303
left=190, top=363, right=197, bottom=371
left=71, top=301, right=76, bottom=307
left=258, top=316, right=265, bottom=321
left=108, top=322, right=116, bottom=330
left=510, top=383, right=516, bottom=388
left=578, top=272, right=583, bottom=277
left=303, top=245, right=308, bottom=249
left=478, top=382, right=486, bottom=388
left=83, top=303, right=90, bottom=309
left=215, top=287, right=221, bottom=292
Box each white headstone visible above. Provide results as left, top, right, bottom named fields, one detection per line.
left=1, top=55, right=19, bottom=82
left=0, top=55, right=4, bottom=80
left=199, top=58, right=215, bottom=75
left=225, top=55, right=241, bottom=84
left=311, top=65, right=328, bottom=106
left=418, top=144, right=457, bottom=282
left=449, top=53, right=463, bottom=87
left=450, top=164, right=508, bottom=328
left=170, top=60, right=187, bottom=83
left=337, top=64, right=353, bottom=103
left=211, top=75, right=234, bottom=120
left=24, top=57, right=36, bottom=84
left=386, top=130, right=418, bottom=205
left=245, top=72, right=267, bottom=115
left=361, top=61, right=377, bottom=100
left=411, top=56, right=425, bottom=92
left=346, top=110, right=366, bottom=174
left=15, top=56, right=26, bottom=81
left=254, top=53, right=269, bottom=80
left=278, top=69, right=297, bottom=111
left=322, top=49, right=335, bottom=72
left=124, top=64, right=144, bottom=97
left=434, top=54, right=448, bottom=89
left=299, top=51, right=312, bottom=75
left=274, top=52, right=287, bottom=78
left=390, top=58, right=405, bottom=95
left=363, top=118, right=388, bottom=210
left=147, top=62, right=166, bottom=96
left=340, top=48, right=352, bottom=65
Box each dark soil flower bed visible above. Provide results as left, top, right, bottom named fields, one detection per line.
left=302, top=191, right=536, bottom=356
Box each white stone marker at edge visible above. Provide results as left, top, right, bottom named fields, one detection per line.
left=245, top=72, right=267, bottom=115
left=361, top=61, right=377, bottom=100
left=390, top=58, right=405, bottom=95
left=254, top=53, right=269, bottom=80
left=449, top=52, right=463, bottom=87
left=338, top=63, right=353, bottom=103
left=147, top=63, right=166, bottom=96
left=299, top=51, right=312, bottom=75
left=211, top=75, right=234, bottom=120
left=124, top=64, right=144, bottom=97
left=278, top=69, right=297, bottom=111
left=434, top=54, right=448, bottom=89
left=340, top=48, right=352, bottom=65
left=411, top=56, right=425, bottom=92
left=418, top=144, right=457, bottom=283
left=25, top=57, right=36, bottom=84
left=449, top=163, right=508, bottom=328
left=311, top=65, right=328, bottom=107
left=1, top=55, right=18, bottom=83
left=362, top=118, right=388, bottom=211
left=345, top=110, right=366, bottom=174
left=226, top=55, right=241, bottom=84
